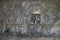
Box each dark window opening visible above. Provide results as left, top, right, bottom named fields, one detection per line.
left=31, top=14, right=40, bottom=24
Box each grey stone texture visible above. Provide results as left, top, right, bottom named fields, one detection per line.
left=0, top=0, right=60, bottom=40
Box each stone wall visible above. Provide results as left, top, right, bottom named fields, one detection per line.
left=0, top=0, right=60, bottom=40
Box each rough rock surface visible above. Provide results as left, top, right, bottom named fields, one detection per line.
left=0, top=0, right=60, bottom=40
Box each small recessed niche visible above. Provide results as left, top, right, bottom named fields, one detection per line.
left=31, top=11, right=41, bottom=25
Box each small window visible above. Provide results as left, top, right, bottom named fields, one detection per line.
left=31, top=14, right=40, bottom=24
